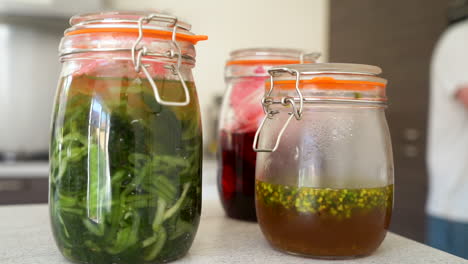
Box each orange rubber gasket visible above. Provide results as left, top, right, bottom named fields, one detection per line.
left=226, top=59, right=314, bottom=66
left=266, top=77, right=386, bottom=91
left=65, top=28, right=208, bottom=44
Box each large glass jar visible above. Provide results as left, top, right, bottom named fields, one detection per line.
left=49, top=12, right=206, bottom=264
left=218, top=48, right=319, bottom=221
left=254, top=63, right=394, bottom=258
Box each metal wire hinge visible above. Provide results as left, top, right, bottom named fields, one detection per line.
left=253, top=68, right=304, bottom=152
left=131, top=14, right=191, bottom=107
left=299, top=52, right=321, bottom=63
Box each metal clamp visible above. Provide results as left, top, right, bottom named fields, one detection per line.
left=299, top=52, right=321, bottom=63
left=131, top=14, right=191, bottom=106
left=253, top=67, right=304, bottom=152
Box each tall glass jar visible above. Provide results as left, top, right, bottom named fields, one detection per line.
left=49, top=12, right=206, bottom=264
left=218, top=48, right=319, bottom=221
left=254, top=63, right=394, bottom=258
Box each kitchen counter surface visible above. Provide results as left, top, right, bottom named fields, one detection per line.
left=1, top=183, right=467, bottom=264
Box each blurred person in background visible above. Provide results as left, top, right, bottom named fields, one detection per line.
left=427, top=0, right=468, bottom=259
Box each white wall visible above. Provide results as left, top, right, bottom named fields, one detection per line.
left=109, top=0, right=329, bottom=142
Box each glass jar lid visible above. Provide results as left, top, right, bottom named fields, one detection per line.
left=225, top=48, right=320, bottom=78
left=66, top=11, right=207, bottom=44
left=59, top=11, right=207, bottom=61
left=227, top=48, right=320, bottom=66
left=271, top=63, right=383, bottom=75
left=265, top=63, right=387, bottom=103
left=253, top=63, right=387, bottom=153
left=60, top=11, right=208, bottom=107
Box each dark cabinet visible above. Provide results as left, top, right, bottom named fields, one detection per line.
left=330, top=0, right=448, bottom=243
left=0, top=178, right=48, bottom=205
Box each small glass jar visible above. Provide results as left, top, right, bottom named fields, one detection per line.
left=218, top=48, right=319, bottom=221
left=49, top=12, right=206, bottom=264
left=254, top=63, right=394, bottom=258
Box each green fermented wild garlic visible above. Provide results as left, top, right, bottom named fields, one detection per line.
left=50, top=75, right=202, bottom=264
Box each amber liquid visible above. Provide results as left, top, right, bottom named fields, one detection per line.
left=256, top=182, right=393, bottom=258
left=217, top=130, right=257, bottom=221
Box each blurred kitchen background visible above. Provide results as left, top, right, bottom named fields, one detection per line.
left=0, top=0, right=458, bottom=245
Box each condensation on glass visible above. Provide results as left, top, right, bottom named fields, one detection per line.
left=254, top=63, right=394, bottom=258
left=49, top=11, right=206, bottom=264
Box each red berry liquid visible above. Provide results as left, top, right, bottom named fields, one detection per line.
left=218, top=129, right=257, bottom=221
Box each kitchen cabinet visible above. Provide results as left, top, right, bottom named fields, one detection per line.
left=0, top=163, right=48, bottom=204
left=330, top=0, right=447, bottom=243
left=0, top=178, right=47, bottom=204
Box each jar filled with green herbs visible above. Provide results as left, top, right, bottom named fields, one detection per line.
left=253, top=63, right=394, bottom=258
left=49, top=12, right=207, bottom=264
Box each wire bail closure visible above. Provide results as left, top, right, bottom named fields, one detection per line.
left=131, top=14, right=191, bottom=107
left=253, top=67, right=304, bottom=152
left=299, top=52, right=321, bottom=64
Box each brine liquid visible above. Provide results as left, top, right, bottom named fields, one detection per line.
left=256, top=181, right=393, bottom=257
left=217, top=130, right=257, bottom=221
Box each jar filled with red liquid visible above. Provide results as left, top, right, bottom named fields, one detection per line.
left=217, top=48, right=319, bottom=221
left=254, top=63, right=394, bottom=258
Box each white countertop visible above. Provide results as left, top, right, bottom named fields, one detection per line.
left=0, top=182, right=467, bottom=264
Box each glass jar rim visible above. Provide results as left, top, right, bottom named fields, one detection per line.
left=270, top=63, right=385, bottom=79
left=70, top=11, right=192, bottom=28
left=65, top=11, right=207, bottom=45
left=226, top=48, right=320, bottom=66
left=268, top=63, right=387, bottom=86
left=265, top=63, right=388, bottom=103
